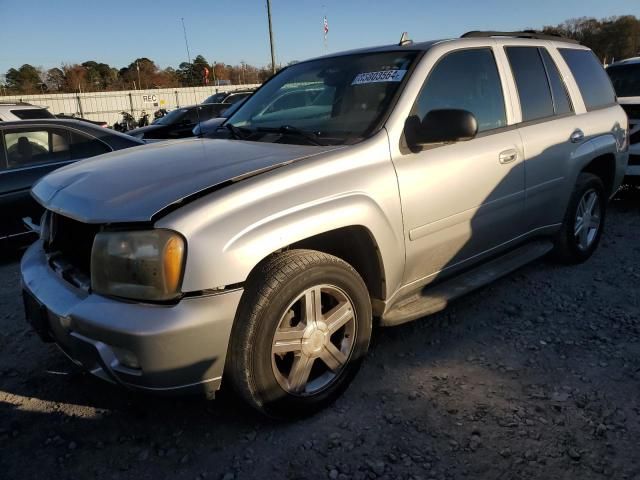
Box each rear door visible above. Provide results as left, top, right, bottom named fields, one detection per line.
left=501, top=44, right=582, bottom=230
left=0, top=125, right=75, bottom=233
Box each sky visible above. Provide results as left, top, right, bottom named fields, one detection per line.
left=0, top=0, right=638, bottom=73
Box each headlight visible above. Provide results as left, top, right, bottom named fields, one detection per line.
left=91, top=229, right=185, bottom=301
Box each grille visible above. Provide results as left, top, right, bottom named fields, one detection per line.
left=629, top=154, right=640, bottom=166
left=44, top=212, right=100, bottom=276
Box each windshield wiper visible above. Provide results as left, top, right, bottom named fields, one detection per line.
left=225, top=123, right=252, bottom=140
left=257, top=125, right=326, bottom=146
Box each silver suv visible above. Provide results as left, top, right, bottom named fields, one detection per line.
left=22, top=31, right=628, bottom=418
left=0, top=102, right=55, bottom=121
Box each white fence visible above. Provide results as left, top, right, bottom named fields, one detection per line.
left=0, top=84, right=261, bottom=126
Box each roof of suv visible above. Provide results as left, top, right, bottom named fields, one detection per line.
left=308, top=32, right=585, bottom=62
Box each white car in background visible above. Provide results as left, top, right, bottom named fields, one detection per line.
left=0, top=102, right=55, bottom=121
left=607, top=57, right=640, bottom=183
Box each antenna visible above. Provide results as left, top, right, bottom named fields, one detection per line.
left=180, top=17, right=202, bottom=136
left=266, top=0, right=276, bottom=75
left=181, top=18, right=192, bottom=66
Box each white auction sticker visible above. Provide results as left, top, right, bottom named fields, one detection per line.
left=351, top=69, right=407, bottom=85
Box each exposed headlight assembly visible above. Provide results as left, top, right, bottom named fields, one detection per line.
left=91, top=230, right=185, bottom=301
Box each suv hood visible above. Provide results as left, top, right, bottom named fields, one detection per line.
left=33, top=138, right=339, bottom=223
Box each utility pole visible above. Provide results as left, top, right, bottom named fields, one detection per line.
left=266, top=0, right=276, bottom=75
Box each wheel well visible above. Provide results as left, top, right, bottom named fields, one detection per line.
left=289, top=226, right=386, bottom=303
left=582, top=154, right=616, bottom=197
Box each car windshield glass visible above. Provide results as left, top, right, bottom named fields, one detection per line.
left=607, top=64, right=640, bottom=97
left=203, top=93, right=227, bottom=104
left=155, top=108, right=187, bottom=125
left=226, top=51, right=418, bottom=145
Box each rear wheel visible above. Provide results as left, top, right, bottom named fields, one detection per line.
left=226, top=249, right=372, bottom=418
left=552, top=173, right=606, bottom=264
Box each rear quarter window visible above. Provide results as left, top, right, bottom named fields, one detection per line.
left=559, top=49, right=616, bottom=111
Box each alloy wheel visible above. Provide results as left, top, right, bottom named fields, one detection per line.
left=271, top=284, right=356, bottom=396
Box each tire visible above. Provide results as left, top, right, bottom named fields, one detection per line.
left=226, top=249, right=372, bottom=419
left=552, top=172, right=606, bottom=264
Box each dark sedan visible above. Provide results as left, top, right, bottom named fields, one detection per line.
left=127, top=104, right=227, bottom=140
left=0, top=119, right=144, bottom=241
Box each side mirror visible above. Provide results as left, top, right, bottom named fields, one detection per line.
left=405, top=109, right=478, bottom=148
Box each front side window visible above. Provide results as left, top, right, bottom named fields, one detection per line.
left=560, top=49, right=616, bottom=110
left=414, top=48, right=506, bottom=133
left=3, top=128, right=71, bottom=168
left=227, top=51, right=418, bottom=145
left=506, top=47, right=554, bottom=122
left=607, top=63, right=640, bottom=98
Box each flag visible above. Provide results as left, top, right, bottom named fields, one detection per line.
left=323, top=16, right=329, bottom=40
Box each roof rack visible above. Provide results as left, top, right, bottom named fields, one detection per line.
left=461, top=30, right=580, bottom=44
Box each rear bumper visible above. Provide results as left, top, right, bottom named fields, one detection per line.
left=21, top=242, right=243, bottom=396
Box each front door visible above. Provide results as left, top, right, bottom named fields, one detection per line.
left=392, top=47, right=526, bottom=286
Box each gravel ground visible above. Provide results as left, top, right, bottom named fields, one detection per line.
left=1, top=188, right=639, bottom=480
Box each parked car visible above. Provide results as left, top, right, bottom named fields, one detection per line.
left=22, top=31, right=627, bottom=418
left=55, top=113, right=108, bottom=128
left=202, top=88, right=255, bottom=105
left=0, top=102, right=55, bottom=121
left=192, top=98, right=247, bottom=137
left=606, top=57, right=640, bottom=183
left=127, top=104, right=228, bottom=140
left=1, top=119, right=144, bottom=241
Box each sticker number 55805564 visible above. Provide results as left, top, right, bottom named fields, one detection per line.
left=351, top=69, right=407, bottom=85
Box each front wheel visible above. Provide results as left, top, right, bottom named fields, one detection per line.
left=552, top=172, right=606, bottom=264
left=226, top=250, right=372, bottom=419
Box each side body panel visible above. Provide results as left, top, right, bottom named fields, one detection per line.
left=157, top=130, right=406, bottom=299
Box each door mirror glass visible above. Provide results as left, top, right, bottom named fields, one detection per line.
left=405, top=109, right=478, bottom=147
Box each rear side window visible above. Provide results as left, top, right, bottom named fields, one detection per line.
left=559, top=49, right=616, bottom=110
left=69, top=131, right=111, bottom=159
left=415, top=48, right=506, bottom=132
left=10, top=108, right=55, bottom=120
left=505, top=47, right=554, bottom=122
left=540, top=49, right=573, bottom=115
left=3, top=127, right=71, bottom=168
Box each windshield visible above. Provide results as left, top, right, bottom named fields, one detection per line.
left=155, top=108, right=187, bottom=125
left=607, top=64, right=640, bottom=97
left=226, top=51, right=418, bottom=145
left=203, top=92, right=227, bottom=104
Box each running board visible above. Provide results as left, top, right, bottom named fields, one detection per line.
left=381, top=240, right=554, bottom=326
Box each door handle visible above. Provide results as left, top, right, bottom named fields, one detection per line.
left=570, top=129, right=584, bottom=143
left=499, top=149, right=518, bottom=164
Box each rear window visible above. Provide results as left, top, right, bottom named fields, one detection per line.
left=607, top=63, right=640, bottom=98
left=559, top=49, right=616, bottom=110
left=506, top=47, right=554, bottom=122
left=10, top=108, right=55, bottom=120
left=69, top=131, right=111, bottom=159
left=540, top=49, right=573, bottom=116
